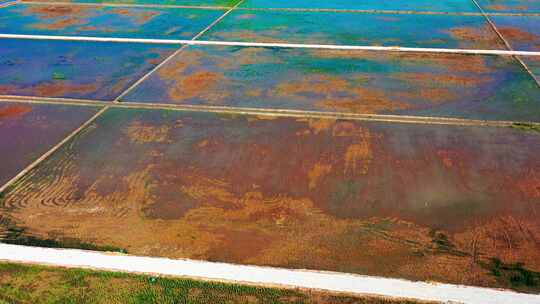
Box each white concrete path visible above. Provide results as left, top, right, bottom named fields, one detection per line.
left=0, top=244, right=539, bottom=304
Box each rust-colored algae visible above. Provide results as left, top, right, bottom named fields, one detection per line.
left=24, top=5, right=95, bottom=19
left=24, top=5, right=96, bottom=30
left=31, top=82, right=98, bottom=97
left=169, top=71, right=229, bottom=103
left=124, top=45, right=534, bottom=118
left=486, top=4, right=529, bottom=11
left=308, top=163, right=333, bottom=189
left=498, top=27, right=539, bottom=43
left=447, top=25, right=506, bottom=49
left=2, top=108, right=539, bottom=293
left=109, top=8, right=161, bottom=25
left=126, top=120, right=171, bottom=144
left=270, top=75, right=410, bottom=114
left=0, top=105, right=32, bottom=119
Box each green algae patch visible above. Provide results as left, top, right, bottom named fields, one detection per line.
left=511, top=122, right=540, bottom=133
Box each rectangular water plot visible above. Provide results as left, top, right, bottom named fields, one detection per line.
left=492, top=16, right=540, bottom=52
left=0, top=3, right=226, bottom=39
left=477, top=0, right=540, bottom=13
left=203, top=10, right=505, bottom=49
left=0, top=101, right=101, bottom=186
left=239, top=0, right=479, bottom=13
left=19, top=0, right=242, bottom=7
left=123, top=45, right=540, bottom=123
left=0, top=38, right=178, bottom=100
left=1, top=107, right=539, bottom=293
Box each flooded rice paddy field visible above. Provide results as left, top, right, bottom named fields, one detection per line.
left=1, top=108, right=540, bottom=292
left=0, top=39, right=177, bottom=100
left=476, top=0, right=540, bottom=13
left=19, top=0, right=244, bottom=8
left=0, top=4, right=226, bottom=39
left=202, top=10, right=506, bottom=49
left=1, top=0, right=540, bottom=295
left=122, top=45, right=540, bottom=122
left=0, top=102, right=100, bottom=186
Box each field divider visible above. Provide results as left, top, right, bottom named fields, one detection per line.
left=237, top=7, right=540, bottom=16
left=2, top=96, right=539, bottom=128
left=1, top=33, right=540, bottom=57
left=0, top=244, right=539, bottom=304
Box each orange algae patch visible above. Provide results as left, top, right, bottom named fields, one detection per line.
left=308, top=163, right=333, bottom=189
left=317, top=88, right=410, bottom=114
left=109, top=8, right=161, bottom=25
left=31, top=82, right=98, bottom=97
left=271, top=75, right=409, bottom=114
left=24, top=5, right=96, bottom=19
left=156, top=51, right=234, bottom=103
left=272, top=75, right=349, bottom=96
left=308, top=118, right=336, bottom=135
left=514, top=169, right=540, bottom=199
left=168, top=71, right=229, bottom=103
left=487, top=4, right=510, bottom=11
left=486, top=4, right=529, bottom=11
left=0, top=105, right=32, bottom=119
left=394, top=73, right=486, bottom=87
left=343, top=127, right=373, bottom=175
left=447, top=25, right=505, bottom=49
left=498, top=27, right=538, bottom=43
left=24, top=5, right=97, bottom=30
left=125, top=120, right=171, bottom=144
left=158, top=50, right=204, bottom=79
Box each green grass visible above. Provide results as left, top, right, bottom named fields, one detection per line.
left=0, top=263, right=435, bottom=304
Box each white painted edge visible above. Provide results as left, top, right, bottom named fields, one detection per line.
left=1, top=33, right=540, bottom=56
left=0, top=244, right=538, bottom=304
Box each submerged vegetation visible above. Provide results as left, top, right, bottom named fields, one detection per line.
left=511, top=122, right=540, bottom=133
left=0, top=215, right=126, bottom=253
left=482, top=258, right=540, bottom=292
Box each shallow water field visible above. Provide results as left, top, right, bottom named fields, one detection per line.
left=1, top=0, right=540, bottom=298
left=0, top=39, right=178, bottom=100
left=0, top=102, right=100, bottom=186
left=123, top=45, right=540, bottom=122
left=1, top=108, right=539, bottom=292
left=0, top=4, right=226, bottom=39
